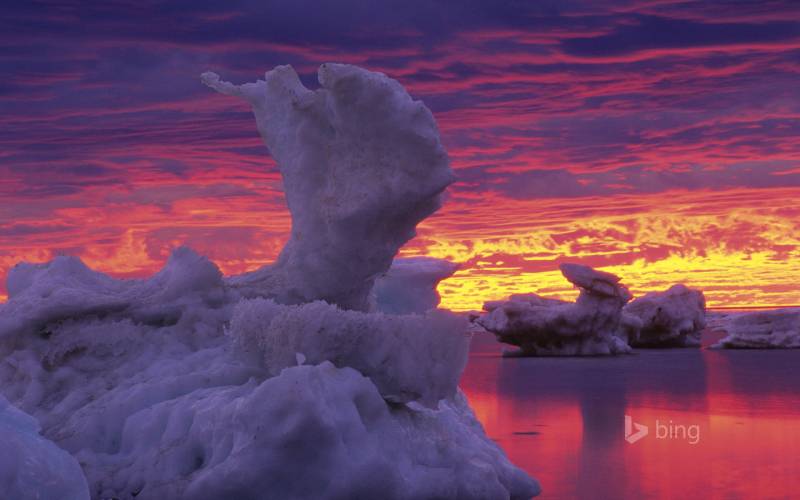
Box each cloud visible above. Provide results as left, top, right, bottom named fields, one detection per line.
left=490, top=161, right=800, bottom=199
left=562, top=15, right=800, bottom=57
left=1, top=0, right=798, bottom=309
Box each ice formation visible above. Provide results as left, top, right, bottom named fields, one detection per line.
left=229, top=298, right=470, bottom=407
left=624, top=284, right=706, bottom=347
left=0, top=247, right=232, bottom=341
left=373, top=257, right=459, bottom=314
left=202, top=64, right=453, bottom=312
left=0, top=394, right=90, bottom=500
left=0, top=251, right=535, bottom=499
left=477, top=263, right=636, bottom=356
left=711, top=308, right=800, bottom=348
left=0, top=64, right=539, bottom=499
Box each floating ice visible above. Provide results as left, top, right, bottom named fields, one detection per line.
left=0, top=394, right=89, bottom=500
left=624, top=284, right=706, bottom=347
left=0, top=64, right=538, bottom=499
left=373, top=257, right=459, bottom=314
left=203, top=64, right=454, bottom=311
left=711, top=308, right=800, bottom=348
left=478, top=263, right=635, bottom=356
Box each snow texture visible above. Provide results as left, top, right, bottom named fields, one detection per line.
left=711, top=308, right=800, bottom=348
left=0, top=64, right=538, bottom=499
left=373, top=257, right=459, bottom=314
left=624, top=284, right=706, bottom=347
left=0, top=252, right=536, bottom=499
left=0, top=247, right=232, bottom=341
left=202, top=64, right=454, bottom=312
left=0, top=394, right=89, bottom=500
left=478, top=263, right=635, bottom=356
left=229, top=298, right=470, bottom=407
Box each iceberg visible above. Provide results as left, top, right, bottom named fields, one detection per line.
left=0, top=64, right=539, bottom=499
left=711, top=308, right=800, bottom=348
left=624, top=284, right=706, bottom=347
left=477, top=263, right=635, bottom=356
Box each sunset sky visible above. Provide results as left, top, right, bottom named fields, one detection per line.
left=2, top=1, right=799, bottom=310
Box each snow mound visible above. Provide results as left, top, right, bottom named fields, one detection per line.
left=0, top=246, right=231, bottom=341
left=121, top=362, right=537, bottom=500
left=711, top=308, right=800, bottom=348
left=373, top=257, right=459, bottom=314
left=229, top=298, right=470, bottom=407
left=97, top=362, right=537, bottom=500
left=203, top=64, right=454, bottom=311
left=478, top=263, right=635, bottom=356
left=624, top=284, right=706, bottom=347
left=0, top=253, right=537, bottom=499
left=0, top=394, right=89, bottom=500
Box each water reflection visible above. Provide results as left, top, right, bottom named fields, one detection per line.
left=461, top=333, right=800, bottom=499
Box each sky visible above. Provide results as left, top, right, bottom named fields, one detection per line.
left=1, top=0, right=799, bottom=310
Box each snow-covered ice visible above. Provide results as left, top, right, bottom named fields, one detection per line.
left=477, top=263, right=635, bottom=356
left=229, top=298, right=470, bottom=407
left=202, top=64, right=454, bottom=312
left=711, top=308, right=800, bottom=348
left=0, top=250, right=536, bottom=499
left=0, top=63, right=538, bottom=499
left=0, top=394, right=89, bottom=500
left=624, top=284, right=706, bottom=347
left=0, top=246, right=232, bottom=342
left=373, top=257, right=459, bottom=314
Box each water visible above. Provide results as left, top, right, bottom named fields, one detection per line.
left=461, top=332, right=800, bottom=499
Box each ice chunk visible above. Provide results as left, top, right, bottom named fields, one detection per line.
left=0, top=394, right=90, bottom=500
left=711, top=308, right=800, bottom=348
left=1, top=290, right=534, bottom=498
left=0, top=252, right=535, bottom=498
left=559, top=263, right=626, bottom=299
left=0, top=256, right=130, bottom=340
left=0, top=63, right=538, bottom=499
left=478, top=263, right=634, bottom=356
left=204, top=64, right=454, bottom=311
left=373, top=257, right=459, bottom=314
left=229, top=298, right=470, bottom=406
left=0, top=247, right=231, bottom=341
left=624, top=284, right=706, bottom=347
left=76, top=363, right=538, bottom=499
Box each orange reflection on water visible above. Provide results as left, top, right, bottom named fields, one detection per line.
left=461, top=334, right=800, bottom=499
left=467, top=384, right=584, bottom=498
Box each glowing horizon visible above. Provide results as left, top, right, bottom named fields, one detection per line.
left=1, top=2, right=799, bottom=310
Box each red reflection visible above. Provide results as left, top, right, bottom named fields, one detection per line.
left=460, top=335, right=800, bottom=498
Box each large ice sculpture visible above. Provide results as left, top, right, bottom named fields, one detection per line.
left=0, top=64, right=539, bottom=499
left=711, top=308, right=800, bottom=348
left=624, top=284, right=706, bottom=347
left=202, top=64, right=454, bottom=311
left=477, top=263, right=636, bottom=356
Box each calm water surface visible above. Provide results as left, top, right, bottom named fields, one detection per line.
left=461, top=332, right=800, bottom=499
